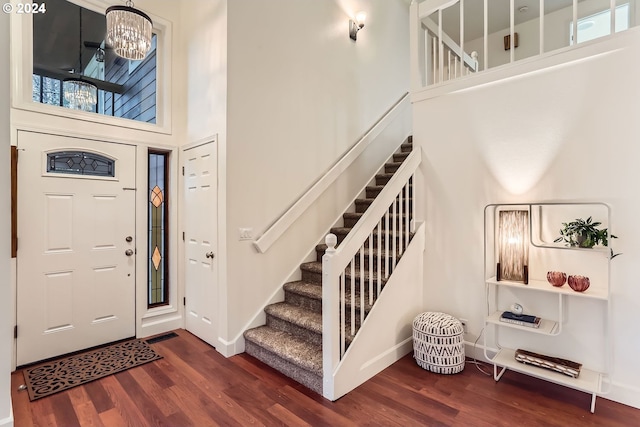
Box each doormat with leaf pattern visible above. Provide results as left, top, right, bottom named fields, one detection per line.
left=23, top=338, right=163, bottom=401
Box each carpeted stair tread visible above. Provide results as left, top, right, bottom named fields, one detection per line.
left=393, top=152, right=410, bottom=162
left=343, top=211, right=409, bottom=222
left=356, top=197, right=413, bottom=206
left=342, top=291, right=375, bottom=312
left=300, top=261, right=323, bottom=274
left=265, top=302, right=322, bottom=334
left=376, top=173, right=395, bottom=179
left=243, top=326, right=322, bottom=375
left=329, top=227, right=413, bottom=240
left=300, top=261, right=389, bottom=283
left=343, top=212, right=364, bottom=220
left=283, top=281, right=322, bottom=301
left=329, top=227, right=353, bottom=236
left=315, top=243, right=396, bottom=259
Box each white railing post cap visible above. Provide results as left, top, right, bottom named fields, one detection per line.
left=325, top=234, right=338, bottom=252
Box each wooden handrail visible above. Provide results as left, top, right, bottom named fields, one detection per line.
left=253, top=92, right=410, bottom=254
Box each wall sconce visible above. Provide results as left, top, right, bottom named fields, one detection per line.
left=504, top=33, right=519, bottom=50
left=349, top=12, right=366, bottom=41
left=497, top=210, right=529, bottom=284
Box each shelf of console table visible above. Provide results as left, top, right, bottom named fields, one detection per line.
left=486, top=277, right=608, bottom=301
left=491, top=347, right=604, bottom=413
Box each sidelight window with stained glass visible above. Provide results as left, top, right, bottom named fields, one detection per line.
left=148, top=151, right=169, bottom=307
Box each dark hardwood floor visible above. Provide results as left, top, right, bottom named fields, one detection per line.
left=11, top=329, right=640, bottom=426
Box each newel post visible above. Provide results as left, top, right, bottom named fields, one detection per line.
left=322, top=233, right=338, bottom=400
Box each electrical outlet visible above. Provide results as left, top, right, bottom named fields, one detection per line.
left=459, top=318, right=468, bottom=333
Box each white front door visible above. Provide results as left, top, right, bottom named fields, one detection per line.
left=17, top=131, right=136, bottom=366
left=182, top=140, right=218, bottom=347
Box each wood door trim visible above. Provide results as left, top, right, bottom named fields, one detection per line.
left=11, top=145, right=17, bottom=258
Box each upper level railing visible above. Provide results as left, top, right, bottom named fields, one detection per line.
left=411, top=0, right=639, bottom=91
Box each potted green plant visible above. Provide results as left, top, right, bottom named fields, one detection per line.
left=554, top=217, right=620, bottom=258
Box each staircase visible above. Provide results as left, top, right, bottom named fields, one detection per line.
left=243, top=137, right=413, bottom=395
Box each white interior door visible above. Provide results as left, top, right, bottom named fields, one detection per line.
left=17, top=131, right=136, bottom=365
left=183, top=140, right=218, bottom=347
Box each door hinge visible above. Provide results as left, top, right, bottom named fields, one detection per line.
left=182, top=166, right=185, bottom=176
left=14, top=325, right=17, bottom=339
left=183, top=297, right=186, bottom=306
left=182, top=232, right=185, bottom=241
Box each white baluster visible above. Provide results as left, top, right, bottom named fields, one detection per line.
left=385, top=210, right=390, bottom=279
left=405, top=181, right=410, bottom=252
left=377, top=218, right=382, bottom=296
left=398, top=190, right=404, bottom=256
left=484, top=0, right=488, bottom=71
left=369, top=230, right=373, bottom=305
left=359, top=244, right=365, bottom=330
left=432, top=37, right=437, bottom=84
left=392, top=196, right=397, bottom=271
left=350, top=256, right=355, bottom=336
left=539, top=0, right=544, bottom=55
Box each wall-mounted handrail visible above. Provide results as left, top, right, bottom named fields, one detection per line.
left=253, top=92, right=410, bottom=254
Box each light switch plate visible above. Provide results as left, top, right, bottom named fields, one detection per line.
left=239, top=228, right=253, bottom=241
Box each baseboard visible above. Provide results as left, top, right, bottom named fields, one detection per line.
left=137, top=314, right=182, bottom=339
left=216, top=336, right=245, bottom=358
left=360, top=338, right=414, bottom=372
left=603, top=381, right=640, bottom=410
left=464, top=340, right=497, bottom=363
left=0, top=406, right=13, bottom=427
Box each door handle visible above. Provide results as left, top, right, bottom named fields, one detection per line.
left=205, top=252, right=215, bottom=259
left=125, top=236, right=133, bottom=242
left=125, top=249, right=134, bottom=256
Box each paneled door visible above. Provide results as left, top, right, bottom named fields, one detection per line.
left=17, top=131, right=136, bottom=365
left=182, top=139, right=218, bottom=347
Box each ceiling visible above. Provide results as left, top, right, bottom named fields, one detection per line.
left=434, top=0, right=576, bottom=43
left=33, top=0, right=107, bottom=75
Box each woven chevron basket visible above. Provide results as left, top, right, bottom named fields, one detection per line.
left=412, top=312, right=465, bottom=374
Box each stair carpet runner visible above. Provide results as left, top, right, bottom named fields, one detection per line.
left=243, top=137, right=413, bottom=395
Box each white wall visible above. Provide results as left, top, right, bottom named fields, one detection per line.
left=413, top=28, right=640, bottom=408
left=179, top=0, right=229, bottom=349
left=1, top=10, right=13, bottom=427
left=219, top=0, right=411, bottom=347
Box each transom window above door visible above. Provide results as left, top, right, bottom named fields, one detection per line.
left=31, top=0, right=158, bottom=124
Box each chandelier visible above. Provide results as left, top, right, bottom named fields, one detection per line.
left=106, top=1, right=153, bottom=61
left=64, top=78, right=97, bottom=112
left=64, top=6, right=97, bottom=112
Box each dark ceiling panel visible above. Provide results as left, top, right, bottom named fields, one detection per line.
left=33, top=0, right=106, bottom=73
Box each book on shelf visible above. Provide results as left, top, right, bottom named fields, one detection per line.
left=500, top=311, right=541, bottom=328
